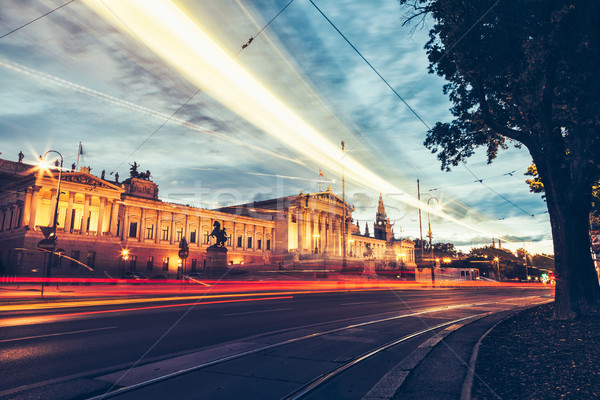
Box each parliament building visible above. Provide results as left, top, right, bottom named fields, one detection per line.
left=0, top=156, right=415, bottom=278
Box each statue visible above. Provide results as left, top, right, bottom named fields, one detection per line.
left=101, top=169, right=105, bottom=180
left=115, top=172, right=119, bottom=183
left=71, top=163, right=76, bottom=171
left=18, top=151, right=24, bottom=163
left=129, top=161, right=139, bottom=178
left=209, top=221, right=228, bottom=247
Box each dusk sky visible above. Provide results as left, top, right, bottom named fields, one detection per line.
left=0, top=0, right=553, bottom=254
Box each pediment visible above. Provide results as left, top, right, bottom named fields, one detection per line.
left=60, top=172, right=123, bottom=191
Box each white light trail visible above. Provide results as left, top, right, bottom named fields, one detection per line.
left=83, top=0, right=518, bottom=239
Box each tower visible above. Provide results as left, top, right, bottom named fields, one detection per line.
left=374, top=193, right=392, bottom=242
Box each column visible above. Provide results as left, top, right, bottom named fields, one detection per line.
left=243, top=223, right=247, bottom=250
left=155, top=210, right=160, bottom=244
left=297, top=209, right=304, bottom=252
left=109, top=201, right=120, bottom=236
left=197, top=216, right=201, bottom=247
left=28, top=188, right=40, bottom=230
left=97, top=198, right=105, bottom=236
left=122, top=205, right=128, bottom=242
left=138, top=207, right=145, bottom=242
left=22, top=187, right=33, bottom=227
left=81, top=194, right=90, bottom=235
left=64, top=192, right=74, bottom=233
left=232, top=221, right=237, bottom=249
left=169, top=212, right=175, bottom=245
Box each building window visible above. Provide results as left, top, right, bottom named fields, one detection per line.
left=129, top=222, right=137, bottom=238
left=146, top=224, right=154, bottom=240
left=161, top=226, right=169, bottom=241
left=70, top=250, right=80, bottom=268
left=190, top=230, right=196, bottom=244
left=266, top=239, right=271, bottom=251
left=87, top=251, right=96, bottom=269
left=291, top=214, right=297, bottom=223
left=147, top=256, right=154, bottom=270
left=227, top=235, right=232, bottom=247
left=129, top=255, right=137, bottom=271
left=175, top=228, right=183, bottom=242
left=204, top=231, right=210, bottom=244
left=162, top=257, right=169, bottom=271
left=116, top=220, right=121, bottom=236
left=237, top=236, right=243, bottom=248
left=257, top=239, right=262, bottom=250
left=191, top=259, right=197, bottom=271
left=247, top=237, right=253, bottom=249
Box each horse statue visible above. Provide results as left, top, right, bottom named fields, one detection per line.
left=209, top=221, right=228, bottom=247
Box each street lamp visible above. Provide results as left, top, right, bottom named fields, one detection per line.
left=426, top=196, right=440, bottom=269
left=121, top=249, right=129, bottom=278
left=494, top=256, right=500, bottom=281
left=40, top=150, right=63, bottom=283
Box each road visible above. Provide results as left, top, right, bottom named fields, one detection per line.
left=0, top=285, right=552, bottom=399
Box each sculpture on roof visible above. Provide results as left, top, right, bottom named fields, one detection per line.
left=129, top=162, right=139, bottom=178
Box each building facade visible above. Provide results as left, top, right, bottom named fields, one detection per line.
left=0, top=157, right=415, bottom=277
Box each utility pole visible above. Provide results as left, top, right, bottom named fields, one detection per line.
left=417, top=179, right=424, bottom=259
left=341, top=141, right=346, bottom=271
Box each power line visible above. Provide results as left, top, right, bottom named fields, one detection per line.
left=0, top=0, right=78, bottom=40
left=107, top=0, right=296, bottom=175
left=308, top=0, right=430, bottom=131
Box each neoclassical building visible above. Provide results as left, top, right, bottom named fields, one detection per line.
left=0, top=157, right=415, bottom=277
left=0, top=158, right=274, bottom=277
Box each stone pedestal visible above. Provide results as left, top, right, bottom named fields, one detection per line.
left=205, top=246, right=228, bottom=274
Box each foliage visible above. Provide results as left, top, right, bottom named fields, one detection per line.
left=400, top=0, right=600, bottom=318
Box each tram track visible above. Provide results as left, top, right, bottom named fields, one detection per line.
left=86, top=302, right=501, bottom=400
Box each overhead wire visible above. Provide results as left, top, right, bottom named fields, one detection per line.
left=104, top=0, right=297, bottom=175
left=0, top=0, right=78, bottom=40
left=307, top=0, right=542, bottom=227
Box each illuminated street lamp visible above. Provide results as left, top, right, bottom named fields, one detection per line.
left=494, top=256, right=500, bottom=281
left=39, top=150, right=63, bottom=283
left=121, top=248, right=129, bottom=278
left=313, top=233, right=320, bottom=254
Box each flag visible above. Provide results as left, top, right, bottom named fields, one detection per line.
left=319, top=169, right=325, bottom=177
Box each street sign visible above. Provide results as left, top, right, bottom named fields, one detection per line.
left=38, top=238, right=56, bottom=250
left=178, top=249, right=189, bottom=260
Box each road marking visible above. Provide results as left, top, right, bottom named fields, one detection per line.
left=340, top=301, right=378, bottom=306
left=223, top=307, right=291, bottom=316
left=0, top=326, right=117, bottom=343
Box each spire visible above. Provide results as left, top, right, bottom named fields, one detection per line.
left=377, top=193, right=386, bottom=217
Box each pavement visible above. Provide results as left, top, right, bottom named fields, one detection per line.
left=0, top=283, right=544, bottom=400
left=364, top=307, right=535, bottom=400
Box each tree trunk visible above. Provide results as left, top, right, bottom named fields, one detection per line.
left=542, top=164, right=600, bottom=320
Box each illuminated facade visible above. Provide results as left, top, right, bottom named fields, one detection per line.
left=0, top=158, right=274, bottom=277
left=0, top=158, right=415, bottom=277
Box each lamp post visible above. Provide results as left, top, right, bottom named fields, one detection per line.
left=426, top=196, right=439, bottom=281
left=41, top=150, right=63, bottom=283
left=494, top=256, right=500, bottom=281
left=341, top=141, right=346, bottom=271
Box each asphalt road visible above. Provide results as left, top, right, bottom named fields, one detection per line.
left=0, top=286, right=552, bottom=399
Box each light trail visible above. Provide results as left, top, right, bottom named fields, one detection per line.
left=82, top=0, right=503, bottom=238
left=0, top=296, right=294, bottom=327
left=0, top=57, right=304, bottom=166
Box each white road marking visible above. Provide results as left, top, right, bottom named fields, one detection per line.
left=223, top=307, right=291, bottom=316
left=0, top=326, right=117, bottom=343
left=340, top=301, right=379, bottom=306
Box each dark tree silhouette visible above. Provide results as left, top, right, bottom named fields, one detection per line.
left=400, top=0, right=600, bottom=319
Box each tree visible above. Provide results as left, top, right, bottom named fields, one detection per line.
left=400, top=0, right=600, bottom=319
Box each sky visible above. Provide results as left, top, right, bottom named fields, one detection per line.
left=0, top=0, right=554, bottom=255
